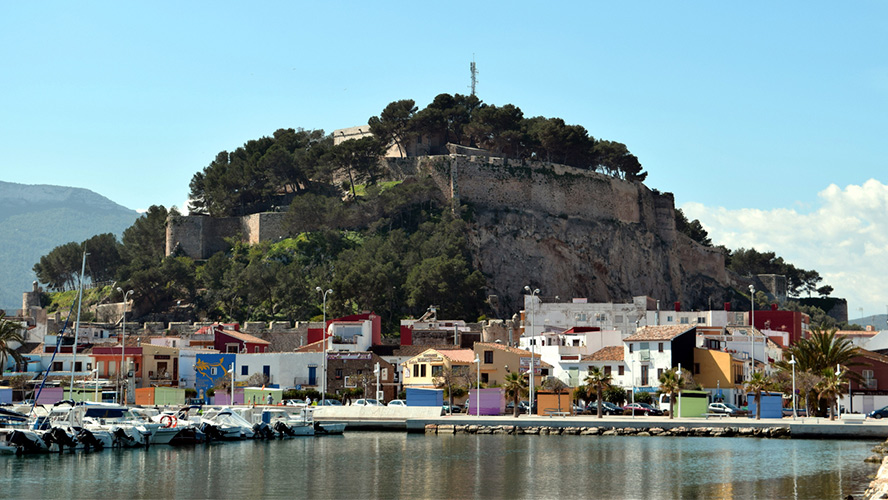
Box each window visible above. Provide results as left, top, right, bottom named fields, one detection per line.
left=667, top=316, right=673, bottom=322
left=604, top=366, right=612, bottom=376
left=658, top=343, right=664, bottom=353
left=618, top=365, right=624, bottom=376
left=226, top=344, right=239, bottom=353
left=481, top=373, right=489, bottom=384
left=335, top=369, right=343, bottom=379
left=541, top=368, right=549, bottom=377
left=344, top=376, right=355, bottom=387
left=413, top=364, right=421, bottom=378
left=577, top=313, right=587, bottom=322
left=420, top=364, right=427, bottom=377
left=657, top=368, right=664, bottom=379
left=484, top=350, right=494, bottom=364
left=629, top=344, right=633, bottom=353
left=572, top=339, right=580, bottom=347
left=211, top=367, right=218, bottom=376
left=254, top=346, right=260, bottom=353
left=86, top=363, right=92, bottom=371
left=431, top=365, right=443, bottom=377
left=53, top=362, right=63, bottom=371
left=241, top=366, right=248, bottom=376
left=697, top=317, right=706, bottom=324
left=694, top=363, right=700, bottom=375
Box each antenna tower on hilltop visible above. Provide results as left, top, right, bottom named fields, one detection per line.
left=470, top=56, right=478, bottom=96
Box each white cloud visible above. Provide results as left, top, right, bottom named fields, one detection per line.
left=681, top=179, right=888, bottom=320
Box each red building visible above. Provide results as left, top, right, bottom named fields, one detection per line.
left=213, top=328, right=270, bottom=354
left=308, top=313, right=381, bottom=346
left=753, top=308, right=810, bottom=345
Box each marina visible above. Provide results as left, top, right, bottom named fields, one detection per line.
left=0, top=430, right=880, bottom=499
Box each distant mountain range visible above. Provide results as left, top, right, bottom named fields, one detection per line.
left=0, top=181, right=140, bottom=312
left=850, top=314, right=888, bottom=331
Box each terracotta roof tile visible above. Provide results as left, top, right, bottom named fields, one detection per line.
left=439, top=349, right=476, bottom=363
left=582, top=346, right=625, bottom=362
left=220, top=329, right=271, bottom=345
left=476, top=342, right=535, bottom=357
left=624, top=325, right=694, bottom=342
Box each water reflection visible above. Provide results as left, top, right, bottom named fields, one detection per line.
left=0, top=434, right=880, bottom=499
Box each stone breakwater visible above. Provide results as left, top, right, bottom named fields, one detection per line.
left=863, top=438, right=888, bottom=499
left=424, top=424, right=791, bottom=438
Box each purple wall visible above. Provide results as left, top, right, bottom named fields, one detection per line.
left=36, top=387, right=64, bottom=404
left=212, top=390, right=244, bottom=405
left=468, top=388, right=504, bottom=416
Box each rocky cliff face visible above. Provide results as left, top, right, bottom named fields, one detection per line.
left=388, top=155, right=729, bottom=315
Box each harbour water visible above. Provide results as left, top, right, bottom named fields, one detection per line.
left=0, top=432, right=881, bottom=499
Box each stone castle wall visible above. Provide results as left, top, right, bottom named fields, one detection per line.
left=167, top=212, right=287, bottom=259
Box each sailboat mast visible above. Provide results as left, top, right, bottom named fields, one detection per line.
left=69, top=251, right=87, bottom=393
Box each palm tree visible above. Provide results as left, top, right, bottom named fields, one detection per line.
left=744, top=371, right=773, bottom=420
left=584, top=367, right=613, bottom=419
left=776, top=326, right=863, bottom=416
left=658, top=368, right=681, bottom=419
left=0, top=313, right=25, bottom=376
left=542, top=376, right=568, bottom=413
left=503, top=371, right=528, bottom=418
left=815, top=368, right=845, bottom=421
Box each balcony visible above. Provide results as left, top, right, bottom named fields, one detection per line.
left=638, top=350, right=651, bottom=362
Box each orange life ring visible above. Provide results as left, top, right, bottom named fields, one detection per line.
left=160, top=415, right=177, bottom=428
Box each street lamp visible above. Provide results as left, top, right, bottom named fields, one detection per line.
left=524, top=286, right=540, bottom=416
left=117, top=287, right=133, bottom=404
left=748, top=284, right=755, bottom=380
left=789, top=355, right=797, bottom=419
left=836, top=364, right=843, bottom=418
left=473, top=355, right=480, bottom=417
left=316, top=287, right=333, bottom=404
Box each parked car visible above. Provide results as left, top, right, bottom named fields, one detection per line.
left=282, top=399, right=305, bottom=406
left=505, top=400, right=536, bottom=413
left=443, top=403, right=462, bottom=414
left=320, top=399, right=343, bottom=406
left=622, top=403, right=664, bottom=416
left=586, top=401, right=621, bottom=415
left=708, top=402, right=747, bottom=416
left=388, top=399, right=407, bottom=407
left=353, top=398, right=384, bottom=406
left=869, top=406, right=888, bottom=419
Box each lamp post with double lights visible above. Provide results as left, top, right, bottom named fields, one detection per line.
left=524, top=286, right=540, bottom=416
left=789, top=354, right=797, bottom=419
left=316, top=287, right=333, bottom=404
left=748, top=284, right=755, bottom=380
left=473, top=355, right=481, bottom=417
left=117, top=287, right=134, bottom=404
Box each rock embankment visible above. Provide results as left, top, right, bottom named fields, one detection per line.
left=864, top=439, right=888, bottom=499
left=424, top=424, right=790, bottom=438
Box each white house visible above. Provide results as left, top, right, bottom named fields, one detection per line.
left=234, top=352, right=324, bottom=390
left=623, top=325, right=697, bottom=393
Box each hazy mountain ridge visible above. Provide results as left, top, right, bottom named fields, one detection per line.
left=0, top=181, right=139, bottom=311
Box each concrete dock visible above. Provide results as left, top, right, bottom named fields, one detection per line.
left=313, top=407, right=888, bottom=439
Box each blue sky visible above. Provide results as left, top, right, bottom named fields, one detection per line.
left=2, top=2, right=887, bottom=319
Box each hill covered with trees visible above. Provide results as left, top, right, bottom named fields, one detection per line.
left=28, top=93, right=846, bottom=331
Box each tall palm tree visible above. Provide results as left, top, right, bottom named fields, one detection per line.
left=815, top=368, right=845, bottom=421
left=658, top=368, right=681, bottom=419
left=584, top=367, right=612, bottom=419
left=503, top=371, right=528, bottom=418
left=0, top=313, right=25, bottom=376
left=744, top=371, right=773, bottom=420
left=776, top=326, right=863, bottom=416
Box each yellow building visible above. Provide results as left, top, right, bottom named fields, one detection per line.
left=402, top=348, right=476, bottom=389
left=473, top=342, right=550, bottom=388
left=693, top=347, right=744, bottom=390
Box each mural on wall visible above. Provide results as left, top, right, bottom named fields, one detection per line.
left=194, top=353, right=236, bottom=396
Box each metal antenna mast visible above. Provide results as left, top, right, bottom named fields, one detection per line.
left=470, top=56, right=478, bottom=96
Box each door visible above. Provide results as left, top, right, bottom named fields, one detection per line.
left=308, top=366, right=317, bottom=386
left=641, top=365, right=649, bottom=386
